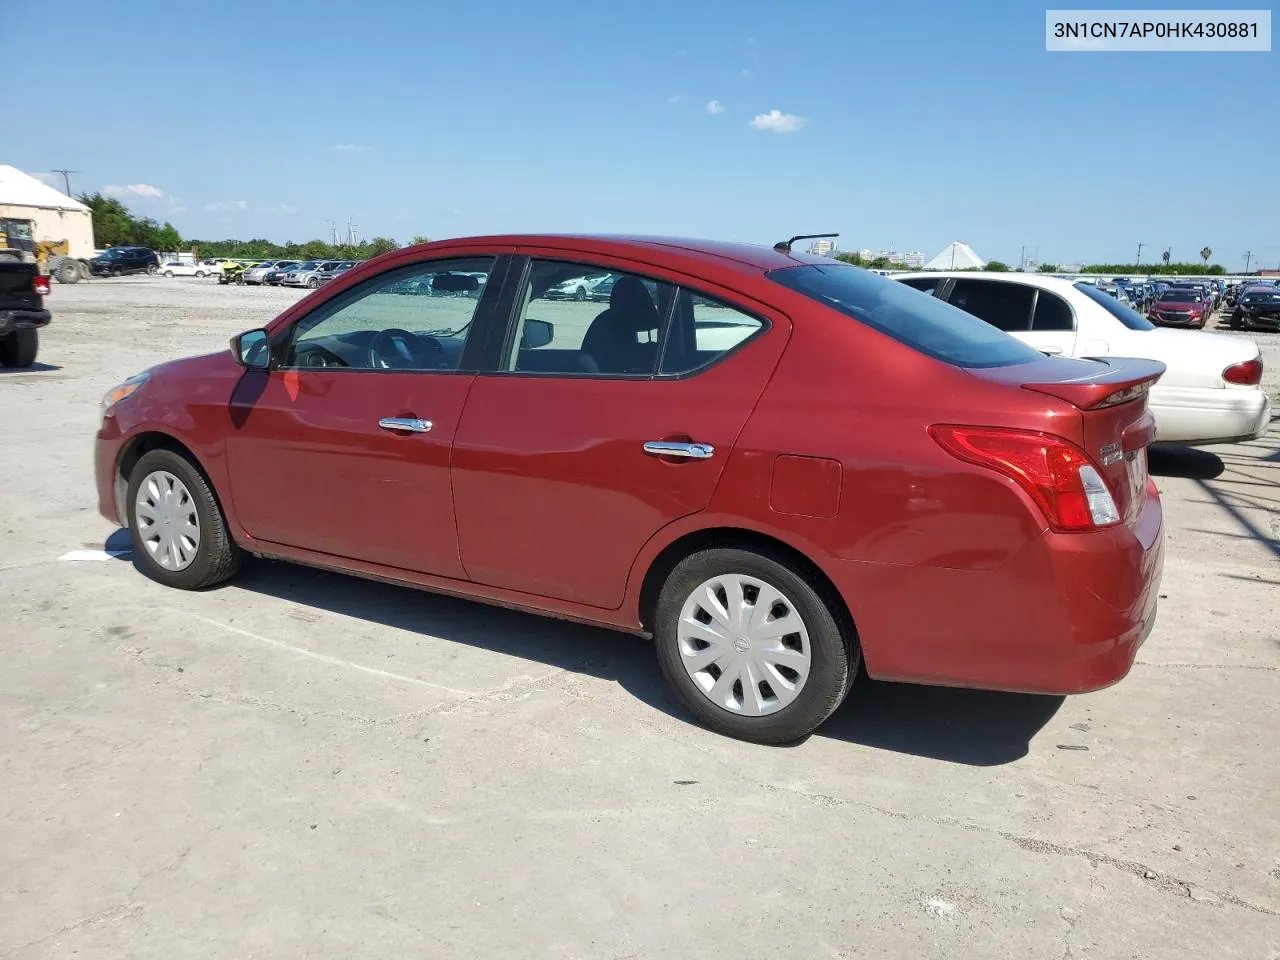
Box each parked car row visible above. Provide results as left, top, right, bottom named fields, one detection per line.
left=239, top=259, right=362, bottom=287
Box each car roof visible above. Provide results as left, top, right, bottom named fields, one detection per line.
left=892, top=271, right=1086, bottom=295
left=432, top=234, right=830, bottom=275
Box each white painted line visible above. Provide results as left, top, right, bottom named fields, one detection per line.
left=58, top=549, right=132, bottom=562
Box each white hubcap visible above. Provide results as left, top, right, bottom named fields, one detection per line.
left=677, top=573, right=811, bottom=716
left=135, top=470, right=201, bottom=571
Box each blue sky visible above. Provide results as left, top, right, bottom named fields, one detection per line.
left=9, top=0, right=1278, bottom=267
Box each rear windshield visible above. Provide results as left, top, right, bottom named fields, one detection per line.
left=1074, top=282, right=1156, bottom=330
left=768, top=263, right=1042, bottom=368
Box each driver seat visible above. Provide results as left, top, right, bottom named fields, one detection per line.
left=581, top=277, right=660, bottom=375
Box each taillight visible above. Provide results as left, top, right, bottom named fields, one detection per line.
left=929, top=425, right=1120, bottom=532
left=32, top=275, right=51, bottom=296
left=1223, top=358, right=1262, bottom=386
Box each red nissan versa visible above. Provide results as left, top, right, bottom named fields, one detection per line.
left=94, top=236, right=1166, bottom=744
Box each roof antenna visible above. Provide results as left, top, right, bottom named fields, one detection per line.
left=774, top=232, right=838, bottom=254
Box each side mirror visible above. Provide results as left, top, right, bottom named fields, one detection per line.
left=231, top=328, right=271, bottom=369
left=521, top=318, right=554, bottom=350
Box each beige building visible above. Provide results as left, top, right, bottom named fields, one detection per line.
left=0, top=165, right=95, bottom=259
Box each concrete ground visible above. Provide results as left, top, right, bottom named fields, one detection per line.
left=2, top=277, right=1278, bottom=959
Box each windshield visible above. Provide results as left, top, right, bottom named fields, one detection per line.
left=768, top=263, right=1043, bottom=368
left=1159, top=290, right=1200, bottom=303
left=1075, top=282, right=1156, bottom=330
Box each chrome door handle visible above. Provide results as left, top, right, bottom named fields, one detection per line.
left=378, top=417, right=432, bottom=433
left=643, top=441, right=715, bottom=460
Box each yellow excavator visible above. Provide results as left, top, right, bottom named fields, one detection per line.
left=0, top=218, right=89, bottom=282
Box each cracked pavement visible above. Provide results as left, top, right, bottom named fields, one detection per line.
left=1, top=280, right=1278, bottom=958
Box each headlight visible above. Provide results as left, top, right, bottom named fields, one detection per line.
left=102, top=370, right=151, bottom=416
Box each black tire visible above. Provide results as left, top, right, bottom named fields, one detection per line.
left=163, top=270, right=174, bottom=278
left=0, top=329, right=38, bottom=367
left=195, top=270, right=206, bottom=278
left=307, top=276, right=319, bottom=288
left=574, top=286, right=586, bottom=301
left=653, top=547, right=857, bottom=744
left=125, top=449, right=242, bottom=590
left=146, top=263, right=158, bottom=275
left=54, top=259, right=81, bottom=284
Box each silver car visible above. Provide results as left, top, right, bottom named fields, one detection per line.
left=316, top=260, right=360, bottom=285
left=242, top=260, right=297, bottom=285
left=282, top=260, right=346, bottom=289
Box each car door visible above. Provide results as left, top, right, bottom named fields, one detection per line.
left=225, top=254, right=508, bottom=577
left=450, top=253, right=788, bottom=609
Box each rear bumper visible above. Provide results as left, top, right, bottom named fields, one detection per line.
left=829, top=493, right=1164, bottom=695
left=1149, top=384, right=1271, bottom=444
left=0, top=309, right=51, bottom=335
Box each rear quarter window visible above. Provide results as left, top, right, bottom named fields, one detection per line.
left=769, top=263, right=1042, bottom=368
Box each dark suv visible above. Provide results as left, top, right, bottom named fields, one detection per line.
left=89, top=247, right=161, bottom=277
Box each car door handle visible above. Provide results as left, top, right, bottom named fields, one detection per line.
left=643, top=441, right=715, bottom=460
left=378, top=417, right=432, bottom=433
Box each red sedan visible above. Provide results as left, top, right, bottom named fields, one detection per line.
left=95, top=236, right=1166, bottom=743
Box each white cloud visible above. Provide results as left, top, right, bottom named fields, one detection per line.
left=706, top=99, right=725, bottom=114
left=667, top=94, right=682, bottom=103
left=740, top=67, right=752, bottom=76
left=334, top=143, right=368, bottom=153
left=746, top=36, right=757, bottom=46
left=276, top=204, right=299, bottom=215
left=750, top=109, right=806, bottom=133
left=103, top=183, right=167, bottom=200
left=203, top=200, right=248, bottom=213
left=170, top=206, right=189, bottom=214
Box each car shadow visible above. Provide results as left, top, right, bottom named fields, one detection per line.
left=0, top=361, right=61, bottom=374
left=221, top=557, right=1059, bottom=766
left=1148, top=445, right=1225, bottom=480
left=818, top=674, right=1063, bottom=764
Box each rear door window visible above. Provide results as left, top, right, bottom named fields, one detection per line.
left=1032, top=290, right=1075, bottom=331
left=768, top=263, right=1041, bottom=368
left=897, top=277, right=943, bottom=296
left=946, top=279, right=1034, bottom=332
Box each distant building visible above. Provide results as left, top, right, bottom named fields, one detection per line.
left=808, top=238, right=837, bottom=257
left=898, top=251, right=925, bottom=268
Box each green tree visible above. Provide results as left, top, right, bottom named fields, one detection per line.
left=985, top=260, right=1010, bottom=272
left=365, top=237, right=399, bottom=257
left=1037, top=263, right=1061, bottom=273
left=1161, top=248, right=1171, bottom=266
left=410, top=235, right=431, bottom=245
left=1200, top=246, right=1212, bottom=265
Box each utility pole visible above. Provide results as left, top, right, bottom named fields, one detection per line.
left=50, top=169, right=78, bottom=196
left=1020, top=245, right=1026, bottom=270
left=1135, top=242, right=1144, bottom=266
left=1243, top=250, right=1253, bottom=273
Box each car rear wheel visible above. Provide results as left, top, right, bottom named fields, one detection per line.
left=0, top=329, right=38, bottom=367
left=654, top=548, right=857, bottom=744
left=126, top=449, right=242, bottom=590
left=195, top=270, right=205, bottom=278
left=163, top=270, right=174, bottom=277
left=146, top=263, right=158, bottom=275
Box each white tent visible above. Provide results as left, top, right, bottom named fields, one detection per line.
left=0, top=166, right=89, bottom=212
left=924, top=241, right=986, bottom=271
left=0, top=165, right=95, bottom=259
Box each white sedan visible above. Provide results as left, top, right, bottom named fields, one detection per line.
left=896, top=272, right=1270, bottom=445
left=158, top=260, right=214, bottom=278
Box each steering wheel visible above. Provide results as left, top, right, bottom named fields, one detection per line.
left=367, top=328, right=444, bottom=370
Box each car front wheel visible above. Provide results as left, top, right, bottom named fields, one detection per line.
left=654, top=548, right=857, bottom=744
left=126, top=449, right=242, bottom=590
